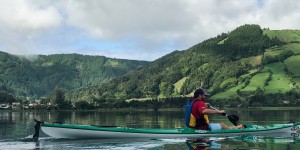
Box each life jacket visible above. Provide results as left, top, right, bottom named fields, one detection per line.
left=185, top=99, right=209, bottom=128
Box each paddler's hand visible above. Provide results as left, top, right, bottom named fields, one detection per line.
left=218, top=110, right=227, bottom=116
left=206, top=103, right=210, bottom=108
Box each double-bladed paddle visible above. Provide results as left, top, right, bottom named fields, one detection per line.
left=208, top=105, right=239, bottom=126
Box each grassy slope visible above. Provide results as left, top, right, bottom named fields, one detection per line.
left=283, top=43, right=300, bottom=54
left=264, top=46, right=285, bottom=57
left=241, top=71, right=270, bottom=92
left=284, top=55, right=300, bottom=86
left=212, top=84, right=244, bottom=99
left=240, top=56, right=262, bottom=67
left=174, top=77, right=187, bottom=93
left=263, top=62, right=292, bottom=93
left=220, top=77, right=237, bottom=89
left=212, top=30, right=300, bottom=99
left=212, top=69, right=257, bottom=99
left=284, top=55, right=300, bottom=77
left=264, top=30, right=300, bottom=93
left=263, top=30, right=300, bottom=43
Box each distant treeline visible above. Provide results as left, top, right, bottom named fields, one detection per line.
left=2, top=88, right=300, bottom=110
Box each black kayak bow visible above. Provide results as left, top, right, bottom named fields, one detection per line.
left=33, top=119, right=44, bottom=141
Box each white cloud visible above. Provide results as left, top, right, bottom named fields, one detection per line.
left=60, top=0, right=261, bottom=59
left=0, top=0, right=300, bottom=60
left=0, top=0, right=61, bottom=33
left=258, top=0, right=300, bottom=29
left=0, top=0, right=62, bottom=54
left=63, top=0, right=194, bottom=40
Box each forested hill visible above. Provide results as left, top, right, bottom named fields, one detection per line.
left=67, top=24, right=300, bottom=106
left=0, top=53, right=149, bottom=98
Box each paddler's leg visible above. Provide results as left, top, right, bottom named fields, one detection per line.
left=220, top=123, right=244, bottom=129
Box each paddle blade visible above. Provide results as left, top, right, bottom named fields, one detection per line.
left=227, top=115, right=239, bottom=126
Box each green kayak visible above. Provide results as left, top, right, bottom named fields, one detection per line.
left=33, top=120, right=300, bottom=139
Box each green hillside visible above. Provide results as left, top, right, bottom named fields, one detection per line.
left=68, top=24, right=300, bottom=107
left=209, top=29, right=300, bottom=106
left=0, top=52, right=149, bottom=98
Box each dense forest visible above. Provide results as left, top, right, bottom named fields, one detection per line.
left=0, top=53, right=149, bottom=99
left=2, top=24, right=300, bottom=108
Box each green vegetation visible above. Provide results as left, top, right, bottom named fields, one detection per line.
left=68, top=24, right=288, bottom=104
left=263, top=62, right=292, bottom=93
left=283, top=43, right=300, bottom=54
left=264, top=29, right=300, bottom=43
left=293, top=78, right=300, bottom=86
left=284, top=55, right=300, bottom=77
left=240, top=56, right=262, bottom=67
left=174, top=77, right=187, bottom=94
left=0, top=52, right=149, bottom=98
left=0, top=91, right=17, bottom=104
left=241, top=71, right=270, bottom=92
left=54, top=89, right=72, bottom=109
left=220, top=78, right=237, bottom=89
left=212, top=84, right=244, bottom=99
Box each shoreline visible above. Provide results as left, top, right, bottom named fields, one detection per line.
left=1, top=106, right=300, bottom=112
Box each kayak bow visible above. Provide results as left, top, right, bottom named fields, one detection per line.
left=35, top=120, right=300, bottom=139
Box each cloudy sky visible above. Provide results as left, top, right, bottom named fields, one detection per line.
left=0, top=0, right=299, bottom=61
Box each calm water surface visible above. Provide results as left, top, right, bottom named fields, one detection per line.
left=0, top=108, right=300, bottom=150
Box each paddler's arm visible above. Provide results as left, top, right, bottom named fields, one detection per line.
left=202, top=108, right=225, bottom=115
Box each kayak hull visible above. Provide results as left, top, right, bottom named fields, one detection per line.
left=40, top=122, right=300, bottom=139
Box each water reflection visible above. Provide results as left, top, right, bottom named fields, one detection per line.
left=185, top=136, right=300, bottom=150
left=223, top=136, right=300, bottom=150
left=0, top=136, right=299, bottom=150
left=186, top=138, right=224, bottom=150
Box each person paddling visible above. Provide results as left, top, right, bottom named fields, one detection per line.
left=186, top=88, right=244, bottom=130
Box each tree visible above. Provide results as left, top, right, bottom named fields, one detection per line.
left=54, top=89, right=72, bottom=109
left=40, top=97, right=51, bottom=105
left=0, top=90, right=16, bottom=104
left=74, top=101, right=92, bottom=109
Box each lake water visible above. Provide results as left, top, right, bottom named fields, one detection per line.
left=0, top=108, right=300, bottom=150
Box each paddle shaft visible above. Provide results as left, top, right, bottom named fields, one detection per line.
left=207, top=104, right=239, bottom=126
left=208, top=105, right=227, bottom=116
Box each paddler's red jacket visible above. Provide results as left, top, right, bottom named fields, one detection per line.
left=191, top=99, right=209, bottom=130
